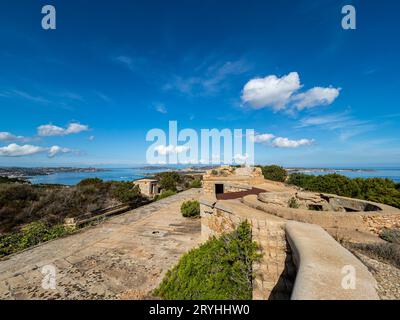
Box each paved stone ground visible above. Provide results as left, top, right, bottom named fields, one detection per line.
left=353, top=251, right=400, bottom=300
left=0, top=189, right=202, bottom=300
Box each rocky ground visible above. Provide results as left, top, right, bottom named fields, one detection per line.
left=353, top=251, right=400, bottom=300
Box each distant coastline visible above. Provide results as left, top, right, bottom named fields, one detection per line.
left=286, top=167, right=376, bottom=174
left=0, top=167, right=109, bottom=179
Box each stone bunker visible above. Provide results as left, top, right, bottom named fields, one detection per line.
left=200, top=166, right=400, bottom=300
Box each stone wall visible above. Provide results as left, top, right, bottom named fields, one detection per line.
left=362, top=214, right=400, bottom=234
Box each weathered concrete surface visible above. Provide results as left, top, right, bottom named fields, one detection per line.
left=0, top=189, right=201, bottom=300
left=286, top=221, right=379, bottom=300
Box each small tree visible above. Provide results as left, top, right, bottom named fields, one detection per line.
left=181, top=200, right=200, bottom=217
left=111, top=182, right=143, bottom=206
left=190, top=179, right=202, bottom=188
left=261, top=165, right=287, bottom=182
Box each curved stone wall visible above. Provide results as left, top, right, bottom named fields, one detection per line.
left=286, top=221, right=379, bottom=300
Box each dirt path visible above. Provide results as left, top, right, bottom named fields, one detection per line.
left=0, top=189, right=202, bottom=300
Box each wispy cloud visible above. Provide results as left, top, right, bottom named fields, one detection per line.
left=164, top=59, right=251, bottom=96
left=154, top=103, right=167, bottom=114
left=113, top=55, right=147, bottom=72
left=297, top=111, right=375, bottom=140
left=0, top=89, right=50, bottom=104
left=37, top=122, right=90, bottom=137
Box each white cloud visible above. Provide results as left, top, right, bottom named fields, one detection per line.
left=155, top=145, right=189, bottom=155
left=241, top=72, right=339, bottom=111
left=0, top=144, right=46, bottom=157
left=37, top=122, right=89, bottom=137
left=88, top=135, right=95, bottom=141
left=253, top=133, right=275, bottom=143
left=0, top=143, right=72, bottom=157
left=48, top=146, right=71, bottom=158
left=155, top=104, right=167, bottom=114
left=0, top=132, right=30, bottom=143
left=241, top=72, right=301, bottom=110
left=253, top=132, right=314, bottom=148
left=272, top=137, right=314, bottom=148
left=292, top=87, right=340, bottom=110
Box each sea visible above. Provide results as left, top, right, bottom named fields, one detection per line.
left=27, top=166, right=400, bottom=185
left=28, top=167, right=167, bottom=185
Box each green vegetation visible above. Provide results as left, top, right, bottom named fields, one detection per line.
left=111, top=182, right=143, bottom=205
left=0, top=178, right=147, bottom=257
left=288, top=197, right=299, bottom=209
left=0, top=179, right=146, bottom=235
left=259, top=165, right=287, bottom=182
left=156, top=172, right=182, bottom=192
left=380, top=228, right=400, bottom=244
left=190, top=178, right=202, bottom=188
left=154, top=221, right=260, bottom=300
left=0, top=221, right=73, bottom=258
left=287, top=173, right=400, bottom=209
left=154, top=190, right=177, bottom=201
left=0, top=176, right=27, bottom=184
left=180, top=200, right=200, bottom=217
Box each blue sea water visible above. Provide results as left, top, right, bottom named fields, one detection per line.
left=28, top=168, right=166, bottom=185
left=27, top=166, right=400, bottom=185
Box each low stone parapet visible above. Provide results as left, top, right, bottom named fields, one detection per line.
left=286, top=221, right=379, bottom=300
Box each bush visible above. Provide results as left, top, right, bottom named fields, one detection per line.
left=190, top=179, right=202, bottom=188
left=0, top=177, right=27, bottom=184
left=181, top=200, right=200, bottom=217
left=288, top=197, right=299, bottom=209
left=380, top=228, right=400, bottom=244
left=154, top=221, right=260, bottom=300
left=260, top=165, right=287, bottom=182
left=155, top=190, right=176, bottom=201
left=287, top=173, right=400, bottom=208
left=156, top=172, right=181, bottom=192
left=0, top=222, right=73, bottom=258
left=77, top=178, right=103, bottom=187
left=111, top=182, right=143, bottom=205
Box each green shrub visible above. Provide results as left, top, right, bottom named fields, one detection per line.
left=156, top=172, right=181, bottom=192
left=288, top=197, right=299, bottom=209
left=260, top=165, right=287, bottom=182
left=0, top=177, right=27, bottom=184
left=380, top=228, right=400, bottom=244
left=155, top=190, right=176, bottom=201
left=154, top=221, right=260, bottom=300
left=111, top=182, right=143, bottom=205
left=287, top=173, right=400, bottom=208
left=0, top=222, right=73, bottom=258
left=77, top=178, right=103, bottom=187
left=190, top=179, right=202, bottom=188
left=181, top=200, right=200, bottom=217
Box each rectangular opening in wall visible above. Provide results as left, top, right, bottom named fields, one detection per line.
left=215, top=184, right=224, bottom=195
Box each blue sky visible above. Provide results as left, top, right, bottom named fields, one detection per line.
left=0, top=0, right=399, bottom=167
